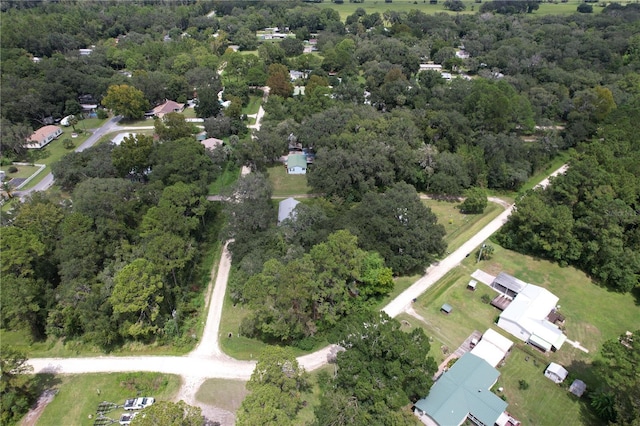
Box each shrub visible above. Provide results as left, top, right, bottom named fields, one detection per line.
left=96, top=109, right=108, bottom=119
left=7, top=166, right=18, bottom=173
left=577, top=3, right=593, bottom=13
left=63, top=139, right=75, bottom=149
left=519, top=379, right=530, bottom=390
left=481, top=294, right=492, bottom=304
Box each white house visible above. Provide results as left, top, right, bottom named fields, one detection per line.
left=497, top=282, right=566, bottom=352
left=544, top=363, right=569, bottom=384
left=26, top=125, right=62, bottom=149
left=286, top=153, right=307, bottom=174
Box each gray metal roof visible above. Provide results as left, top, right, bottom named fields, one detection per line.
left=278, top=197, right=300, bottom=224
left=493, top=272, right=528, bottom=294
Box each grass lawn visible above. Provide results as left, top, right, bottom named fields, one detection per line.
left=36, top=372, right=180, bottom=426
left=496, top=347, right=600, bottom=425
left=266, top=165, right=312, bottom=197
left=208, top=162, right=241, bottom=195
left=316, top=0, right=611, bottom=20
left=77, top=117, right=108, bottom=131
left=196, top=378, right=248, bottom=413
left=242, top=95, right=262, bottom=118
left=1, top=164, right=41, bottom=180
left=423, top=198, right=504, bottom=253
left=181, top=107, right=197, bottom=119
left=117, top=118, right=155, bottom=127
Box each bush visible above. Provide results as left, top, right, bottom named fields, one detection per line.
left=460, top=187, right=488, bottom=214
left=7, top=166, right=18, bottom=173
left=63, top=139, right=75, bottom=149
left=96, top=109, right=108, bottom=119
left=519, top=379, right=530, bottom=390
left=481, top=294, right=492, bottom=304
left=577, top=3, right=593, bottom=13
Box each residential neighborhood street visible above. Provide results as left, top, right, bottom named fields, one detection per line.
left=15, top=116, right=122, bottom=197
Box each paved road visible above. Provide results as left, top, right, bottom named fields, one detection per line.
left=16, top=116, right=122, bottom=197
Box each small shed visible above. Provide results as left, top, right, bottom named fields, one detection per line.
left=441, top=303, right=453, bottom=314
left=467, top=280, right=477, bottom=291
left=544, top=363, right=569, bottom=384
left=569, top=379, right=587, bottom=397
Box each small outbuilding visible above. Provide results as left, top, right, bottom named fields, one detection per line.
left=569, top=379, right=587, bottom=397
left=440, top=303, right=453, bottom=314
left=467, top=280, right=477, bottom=291
left=544, top=362, right=569, bottom=384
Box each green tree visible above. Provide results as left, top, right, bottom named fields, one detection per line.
left=348, top=183, right=446, bottom=275
left=591, top=330, right=640, bottom=425
left=319, top=311, right=436, bottom=422
left=0, top=227, right=45, bottom=278
left=236, top=346, right=309, bottom=426
left=110, top=258, right=164, bottom=339
left=154, top=112, right=197, bottom=142
left=130, top=400, right=203, bottom=426
left=194, top=86, right=221, bottom=119
left=101, top=84, right=150, bottom=120
left=111, top=134, right=154, bottom=180
left=0, top=347, right=36, bottom=426
left=459, top=187, right=488, bottom=214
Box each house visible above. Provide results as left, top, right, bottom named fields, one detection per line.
left=544, top=363, right=569, bottom=384
left=287, top=153, right=307, bottom=174
left=278, top=197, right=300, bottom=225
left=419, top=63, right=443, bottom=72
left=470, top=329, right=514, bottom=368
left=414, top=352, right=516, bottom=426
left=496, top=280, right=566, bottom=352
left=201, top=138, right=223, bottom=150
left=26, top=125, right=62, bottom=149
left=78, top=48, right=93, bottom=56
left=150, top=100, right=185, bottom=118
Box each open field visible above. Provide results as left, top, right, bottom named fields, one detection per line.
left=242, top=95, right=262, bottom=117
left=266, top=164, right=312, bottom=197
left=403, top=243, right=639, bottom=425
left=423, top=198, right=503, bottom=252
left=317, top=0, right=614, bottom=20
left=36, top=372, right=180, bottom=426
left=196, top=378, right=248, bottom=413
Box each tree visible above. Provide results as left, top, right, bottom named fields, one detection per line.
left=101, top=84, right=150, bottom=120
left=236, top=346, right=309, bottom=426
left=459, top=187, right=488, bottom=214
left=266, top=64, right=293, bottom=98
left=577, top=3, right=593, bottom=13
left=348, top=183, right=446, bottom=275
left=591, top=330, right=640, bottom=424
left=443, top=0, right=466, bottom=11
left=0, top=119, right=32, bottom=159
left=110, top=258, right=164, bottom=339
left=318, top=311, right=436, bottom=422
left=194, top=86, right=221, bottom=118
left=149, top=138, right=215, bottom=188
left=130, top=400, right=203, bottom=426
left=111, top=134, right=154, bottom=180
left=281, top=37, right=304, bottom=57
left=0, top=227, right=45, bottom=278
left=154, top=113, right=197, bottom=142
left=0, top=347, right=36, bottom=426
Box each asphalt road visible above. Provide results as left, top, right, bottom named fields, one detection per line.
left=16, top=115, right=122, bottom=197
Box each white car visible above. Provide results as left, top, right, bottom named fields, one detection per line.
left=123, top=397, right=155, bottom=410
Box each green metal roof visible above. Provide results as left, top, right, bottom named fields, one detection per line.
left=287, top=154, right=307, bottom=169
left=414, top=353, right=507, bottom=426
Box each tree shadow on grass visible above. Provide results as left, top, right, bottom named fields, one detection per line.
left=33, top=373, right=62, bottom=396
left=564, top=359, right=602, bottom=426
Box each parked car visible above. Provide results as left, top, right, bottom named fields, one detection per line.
left=123, top=397, right=155, bottom=410
left=119, top=411, right=138, bottom=425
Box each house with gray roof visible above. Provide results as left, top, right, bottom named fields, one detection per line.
left=278, top=197, right=300, bottom=225
left=414, top=352, right=518, bottom=426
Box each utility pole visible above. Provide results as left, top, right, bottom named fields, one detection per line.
left=477, top=243, right=486, bottom=263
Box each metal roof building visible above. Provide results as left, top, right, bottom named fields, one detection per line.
left=414, top=353, right=508, bottom=426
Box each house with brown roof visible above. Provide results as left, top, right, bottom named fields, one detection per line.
left=150, top=100, right=185, bottom=118
left=26, top=125, right=62, bottom=149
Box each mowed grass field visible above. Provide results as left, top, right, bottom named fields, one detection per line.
left=266, top=164, right=312, bottom=197
left=403, top=243, right=638, bottom=425
left=196, top=378, right=248, bottom=413
left=37, top=372, right=180, bottom=426
left=317, top=0, right=618, bottom=20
